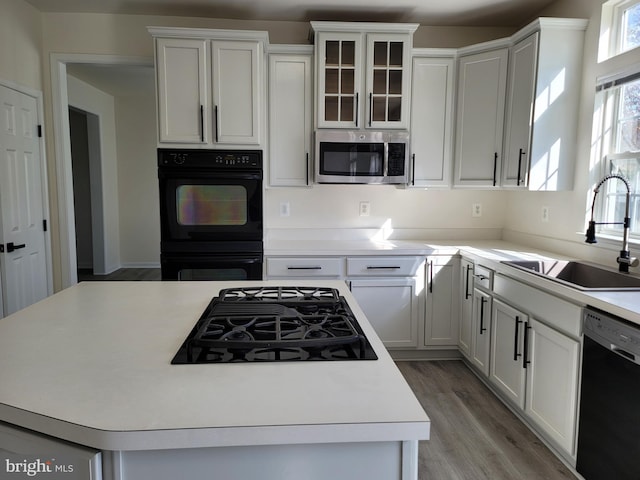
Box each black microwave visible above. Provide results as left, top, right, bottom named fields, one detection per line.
left=315, top=130, right=409, bottom=184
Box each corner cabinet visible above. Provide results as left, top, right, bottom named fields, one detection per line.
left=149, top=27, right=267, bottom=147
left=311, top=22, right=418, bottom=130
left=453, top=44, right=509, bottom=187
left=502, top=19, right=587, bottom=190
left=409, top=51, right=455, bottom=188
left=268, top=46, right=313, bottom=187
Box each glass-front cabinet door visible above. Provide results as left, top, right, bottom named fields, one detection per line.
left=315, top=27, right=413, bottom=129
left=366, top=33, right=411, bottom=129
left=316, top=32, right=363, bottom=128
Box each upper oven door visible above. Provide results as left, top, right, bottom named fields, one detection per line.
left=158, top=153, right=263, bottom=243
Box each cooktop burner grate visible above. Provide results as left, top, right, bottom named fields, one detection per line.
left=172, top=287, right=378, bottom=363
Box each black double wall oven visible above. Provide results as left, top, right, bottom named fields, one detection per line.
left=158, top=149, right=263, bottom=281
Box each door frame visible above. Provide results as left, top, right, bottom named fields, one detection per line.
left=50, top=54, right=153, bottom=288
left=0, top=79, right=54, bottom=310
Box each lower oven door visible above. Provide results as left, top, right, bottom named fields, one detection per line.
left=161, top=253, right=263, bottom=281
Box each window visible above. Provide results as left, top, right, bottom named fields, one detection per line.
left=594, top=0, right=640, bottom=239
left=616, top=1, right=640, bottom=54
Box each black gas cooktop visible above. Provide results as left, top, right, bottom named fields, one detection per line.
left=172, top=287, right=378, bottom=363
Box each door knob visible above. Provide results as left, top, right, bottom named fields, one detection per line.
left=0, top=242, right=26, bottom=253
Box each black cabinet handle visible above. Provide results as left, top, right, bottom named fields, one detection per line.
left=429, top=261, right=434, bottom=293
left=306, top=152, right=309, bottom=186
left=200, top=105, right=204, bottom=142
left=523, top=322, right=531, bottom=368
left=366, top=266, right=401, bottom=270
left=411, top=153, right=416, bottom=186
left=493, top=152, right=498, bottom=186
left=517, top=148, right=525, bottom=186
left=0, top=242, right=26, bottom=253
left=287, top=266, right=322, bottom=270
left=465, top=264, right=472, bottom=299
left=514, top=316, right=523, bottom=361
left=214, top=105, right=219, bottom=142
left=369, top=92, right=373, bottom=126
left=479, top=297, right=487, bottom=334
left=355, top=92, right=359, bottom=127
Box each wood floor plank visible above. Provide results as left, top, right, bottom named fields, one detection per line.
left=396, top=361, right=576, bottom=480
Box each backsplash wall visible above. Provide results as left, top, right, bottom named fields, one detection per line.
left=265, top=186, right=508, bottom=239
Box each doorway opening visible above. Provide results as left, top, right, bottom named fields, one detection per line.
left=68, top=106, right=105, bottom=277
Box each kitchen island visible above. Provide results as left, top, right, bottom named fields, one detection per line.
left=0, top=281, right=430, bottom=480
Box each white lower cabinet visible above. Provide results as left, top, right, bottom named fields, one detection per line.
left=350, top=278, right=420, bottom=348
left=524, top=318, right=580, bottom=455
left=458, top=259, right=474, bottom=356
left=347, top=256, right=425, bottom=349
left=424, top=256, right=458, bottom=346
left=491, top=274, right=581, bottom=458
left=490, top=299, right=527, bottom=408
left=470, top=288, right=492, bottom=375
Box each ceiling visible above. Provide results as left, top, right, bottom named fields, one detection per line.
left=23, top=0, right=559, bottom=27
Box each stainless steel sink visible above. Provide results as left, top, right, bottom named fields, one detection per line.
left=501, top=260, right=640, bottom=291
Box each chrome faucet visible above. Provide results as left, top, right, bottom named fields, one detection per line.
left=585, top=174, right=638, bottom=272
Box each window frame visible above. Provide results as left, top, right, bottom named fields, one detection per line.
left=594, top=0, right=640, bottom=242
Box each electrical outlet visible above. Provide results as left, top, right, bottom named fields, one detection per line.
left=542, top=206, right=549, bottom=223
left=472, top=203, right=482, bottom=217
left=280, top=202, right=290, bottom=217
left=359, top=201, right=371, bottom=217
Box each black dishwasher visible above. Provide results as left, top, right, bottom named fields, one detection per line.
left=576, top=307, right=640, bottom=480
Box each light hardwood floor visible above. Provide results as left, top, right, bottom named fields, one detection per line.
left=396, top=361, right=576, bottom=480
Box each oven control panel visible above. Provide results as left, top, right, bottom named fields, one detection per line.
left=158, top=149, right=262, bottom=169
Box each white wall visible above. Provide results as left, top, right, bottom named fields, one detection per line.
left=0, top=0, right=42, bottom=91
left=67, top=74, right=121, bottom=274
left=115, top=92, right=160, bottom=267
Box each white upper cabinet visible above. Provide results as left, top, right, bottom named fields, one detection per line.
left=410, top=52, right=455, bottom=187
left=502, top=19, right=587, bottom=190
left=453, top=45, right=509, bottom=187
left=268, top=48, right=313, bottom=187
left=211, top=40, right=262, bottom=145
left=155, top=37, right=208, bottom=144
left=150, top=27, right=267, bottom=148
left=311, top=22, right=417, bottom=130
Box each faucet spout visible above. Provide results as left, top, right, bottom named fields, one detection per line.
left=586, top=174, right=638, bottom=272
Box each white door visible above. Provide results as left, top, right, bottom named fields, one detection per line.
left=0, top=85, right=49, bottom=316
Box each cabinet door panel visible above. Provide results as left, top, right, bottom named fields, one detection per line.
left=454, top=48, right=508, bottom=186
left=351, top=279, right=419, bottom=348
left=316, top=32, right=362, bottom=128
left=525, top=318, right=579, bottom=455
left=458, top=260, right=474, bottom=357
left=268, top=54, right=312, bottom=186
left=156, top=38, right=208, bottom=143
left=471, top=289, right=492, bottom=375
left=212, top=40, right=261, bottom=144
left=425, top=258, right=457, bottom=346
left=490, top=299, right=526, bottom=408
left=503, top=33, right=538, bottom=187
left=410, top=56, right=454, bottom=187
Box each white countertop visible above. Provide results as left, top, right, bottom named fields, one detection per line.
left=266, top=237, right=640, bottom=326
left=0, top=281, right=430, bottom=451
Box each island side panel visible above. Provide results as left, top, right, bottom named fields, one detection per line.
left=111, top=442, right=406, bottom=480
